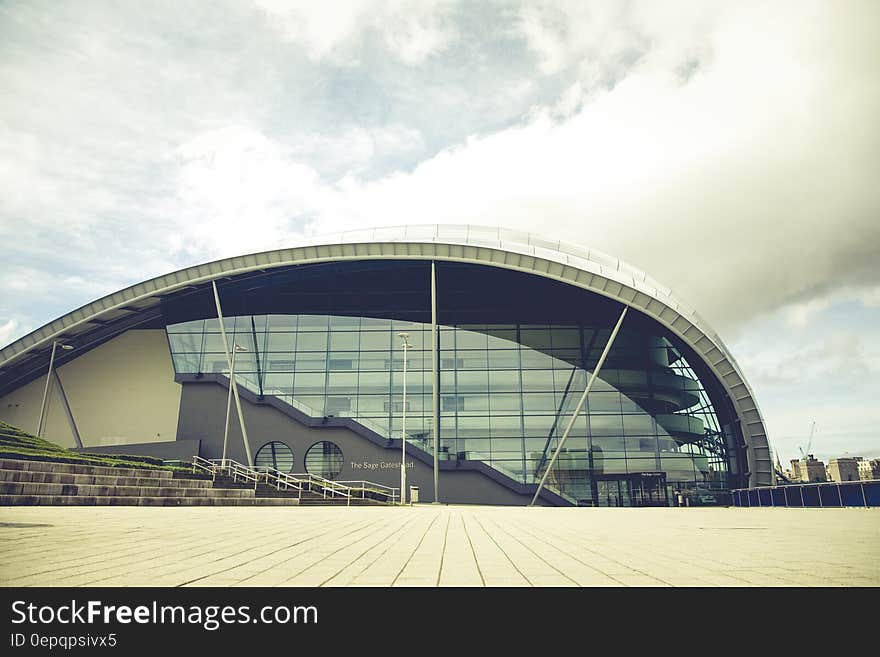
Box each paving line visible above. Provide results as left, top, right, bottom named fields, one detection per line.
left=469, top=513, right=533, bottom=586
left=519, top=518, right=674, bottom=586
left=277, top=517, right=399, bottom=586
left=390, top=511, right=442, bottom=587
left=461, top=512, right=486, bottom=587
left=435, top=510, right=453, bottom=587
left=182, top=516, right=374, bottom=587
left=481, top=514, right=578, bottom=586
left=321, top=513, right=425, bottom=586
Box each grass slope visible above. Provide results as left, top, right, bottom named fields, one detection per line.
left=0, top=421, right=189, bottom=472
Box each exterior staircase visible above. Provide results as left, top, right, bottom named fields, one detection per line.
left=0, top=458, right=300, bottom=506
left=191, top=457, right=399, bottom=506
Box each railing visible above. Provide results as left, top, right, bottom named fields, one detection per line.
left=192, top=456, right=398, bottom=505
left=732, top=480, right=879, bottom=508
left=336, top=480, right=400, bottom=504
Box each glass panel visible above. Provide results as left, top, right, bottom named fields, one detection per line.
left=488, top=370, right=519, bottom=392
left=329, top=315, right=360, bottom=330
left=360, top=331, right=391, bottom=351
left=294, top=353, right=326, bottom=371
left=330, top=332, right=359, bottom=351
left=521, top=369, right=555, bottom=391
left=293, top=372, right=325, bottom=395
left=490, top=415, right=522, bottom=437
left=327, top=371, right=358, bottom=394
left=167, top=319, right=205, bottom=334
left=520, top=328, right=552, bottom=350
left=268, top=315, right=298, bottom=330
left=487, top=350, right=520, bottom=369
left=296, top=332, right=327, bottom=352
left=304, top=441, right=344, bottom=479
left=588, top=392, right=621, bottom=414
left=455, top=329, right=488, bottom=349
left=489, top=393, right=521, bottom=412
left=623, top=414, right=655, bottom=436
left=266, top=332, right=296, bottom=351
left=522, top=392, right=558, bottom=412
left=254, top=441, right=295, bottom=473
left=456, top=370, right=488, bottom=393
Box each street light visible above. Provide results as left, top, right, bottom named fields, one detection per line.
left=37, top=341, right=74, bottom=438
left=221, top=344, right=247, bottom=464
left=398, top=332, right=412, bottom=506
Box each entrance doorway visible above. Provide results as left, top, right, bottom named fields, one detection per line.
left=596, top=472, right=669, bottom=507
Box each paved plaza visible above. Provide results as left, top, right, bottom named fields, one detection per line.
left=1, top=505, right=877, bottom=587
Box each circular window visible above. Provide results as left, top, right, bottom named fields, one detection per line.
left=305, top=441, right=344, bottom=480
left=254, top=441, right=295, bottom=473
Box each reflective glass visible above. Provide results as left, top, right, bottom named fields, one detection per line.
left=166, top=311, right=730, bottom=505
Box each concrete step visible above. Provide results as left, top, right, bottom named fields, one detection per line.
left=0, top=495, right=300, bottom=506
left=0, top=468, right=212, bottom=489
left=0, top=482, right=255, bottom=498
left=0, top=458, right=172, bottom=480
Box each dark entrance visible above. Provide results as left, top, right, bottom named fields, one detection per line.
left=596, top=472, right=669, bottom=507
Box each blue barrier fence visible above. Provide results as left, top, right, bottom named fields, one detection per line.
left=732, top=480, right=880, bottom=508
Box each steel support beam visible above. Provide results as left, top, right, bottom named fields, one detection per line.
left=431, top=260, right=440, bottom=504
left=52, top=369, right=83, bottom=448
left=212, top=280, right=253, bottom=466
left=530, top=305, right=628, bottom=506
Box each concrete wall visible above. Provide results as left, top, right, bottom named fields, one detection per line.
left=74, top=439, right=201, bottom=461
left=176, top=382, right=548, bottom=506
left=0, top=330, right=181, bottom=448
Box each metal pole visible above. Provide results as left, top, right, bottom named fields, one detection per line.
left=221, top=345, right=238, bottom=464
left=431, top=260, right=440, bottom=504
left=51, top=369, right=82, bottom=448
left=530, top=306, right=628, bottom=506
left=37, top=341, right=59, bottom=437
left=400, top=334, right=409, bottom=505
left=212, top=280, right=253, bottom=466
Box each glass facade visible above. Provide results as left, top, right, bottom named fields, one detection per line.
left=168, top=311, right=733, bottom=505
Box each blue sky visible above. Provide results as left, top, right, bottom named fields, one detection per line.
left=1, top=0, right=878, bottom=464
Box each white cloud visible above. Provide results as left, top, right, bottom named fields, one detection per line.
left=293, top=0, right=880, bottom=332
left=784, top=285, right=880, bottom=328
left=165, top=125, right=330, bottom=259
left=0, top=320, right=18, bottom=346
left=252, top=0, right=456, bottom=64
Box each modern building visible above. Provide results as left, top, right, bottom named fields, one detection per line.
left=858, top=458, right=880, bottom=481
left=826, top=457, right=862, bottom=482
left=0, top=225, right=773, bottom=506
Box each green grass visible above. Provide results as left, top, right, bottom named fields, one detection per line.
left=0, top=421, right=193, bottom=473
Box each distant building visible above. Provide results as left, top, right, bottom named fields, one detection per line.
left=798, top=455, right=827, bottom=483
left=789, top=459, right=802, bottom=482
left=858, top=458, right=880, bottom=481
left=826, top=457, right=862, bottom=482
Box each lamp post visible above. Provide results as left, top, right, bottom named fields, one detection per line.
left=37, top=341, right=73, bottom=438
left=398, top=332, right=412, bottom=505
left=222, top=344, right=247, bottom=465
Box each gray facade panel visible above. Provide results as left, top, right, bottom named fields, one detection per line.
left=176, top=382, right=550, bottom=506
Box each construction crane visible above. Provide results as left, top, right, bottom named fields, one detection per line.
left=798, top=421, right=817, bottom=460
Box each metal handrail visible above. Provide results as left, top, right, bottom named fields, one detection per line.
left=191, top=457, right=399, bottom=505
left=336, top=480, right=400, bottom=502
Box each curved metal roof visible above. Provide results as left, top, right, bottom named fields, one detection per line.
left=0, top=223, right=773, bottom=484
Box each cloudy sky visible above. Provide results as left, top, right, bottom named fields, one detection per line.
left=1, top=0, right=878, bottom=464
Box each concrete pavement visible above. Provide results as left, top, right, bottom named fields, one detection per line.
left=1, top=505, right=877, bottom=587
